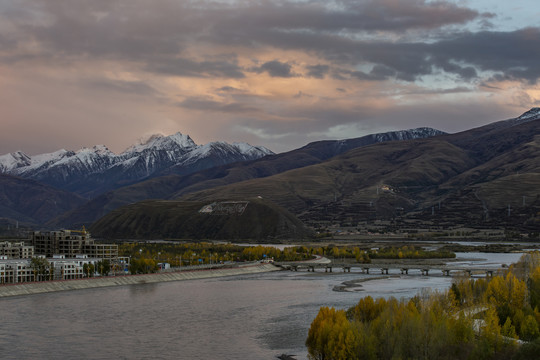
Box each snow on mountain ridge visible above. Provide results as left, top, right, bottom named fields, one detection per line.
left=0, top=151, right=31, bottom=172
left=517, top=107, right=540, bottom=121
left=0, top=132, right=274, bottom=196
left=232, top=142, right=274, bottom=156
left=371, top=127, right=445, bottom=142
left=123, top=132, right=196, bottom=154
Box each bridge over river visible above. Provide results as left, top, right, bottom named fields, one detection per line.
left=275, top=261, right=506, bottom=277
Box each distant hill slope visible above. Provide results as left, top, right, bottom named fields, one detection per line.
left=51, top=127, right=445, bottom=228
left=179, top=138, right=475, bottom=214
left=89, top=198, right=311, bottom=241
left=177, top=113, right=540, bottom=229
left=0, top=174, right=86, bottom=225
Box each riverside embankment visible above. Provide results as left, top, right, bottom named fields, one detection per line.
left=0, top=263, right=279, bottom=298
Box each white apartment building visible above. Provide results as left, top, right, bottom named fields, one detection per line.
left=0, top=256, right=102, bottom=284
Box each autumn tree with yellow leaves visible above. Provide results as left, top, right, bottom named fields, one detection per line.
left=307, top=252, right=540, bottom=360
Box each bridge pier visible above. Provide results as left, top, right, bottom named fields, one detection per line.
left=277, top=262, right=500, bottom=278
left=442, top=270, right=451, bottom=276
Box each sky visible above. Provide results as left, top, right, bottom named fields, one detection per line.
left=1, top=0, right=540, bottom=155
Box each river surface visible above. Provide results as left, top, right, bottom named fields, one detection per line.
left=0, top=252, right=524, bottom=360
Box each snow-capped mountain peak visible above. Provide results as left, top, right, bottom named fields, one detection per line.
left=168, top=132, right=196, bottom=149
left=232, top=142, right=274, bottom=156
left=0, top=151, right=31, bottom=172
left=92, top=145, right=113, bottom=155
left=122, top=132, right=197, bottom=154
left=0, top=131, right=274, bottom=196
left=517, top=107, right=540, bottom=121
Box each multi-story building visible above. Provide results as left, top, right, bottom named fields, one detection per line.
left=31, top=230, right=118, bottom=260
left=0, top=230, right=119, bottom=284
left=0, top=258, right=34, bottom=284
left=0, top=255, right=102, bottom=284
left=0, top=241, right=34, bottom=259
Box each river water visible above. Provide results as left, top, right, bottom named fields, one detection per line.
left=0, top=252, right=524, bottom=360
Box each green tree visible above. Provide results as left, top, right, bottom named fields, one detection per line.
left=520, top=315, right=540, bottom=341
left=96, top=259, right=111, bottom=276
left=30, top=257, right=50, bottom=281
left=83, top=263, right=95, bottom=277
left=129, top=257, right=158, bottom=274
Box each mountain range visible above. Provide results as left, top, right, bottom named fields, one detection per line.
left=0, top=133, right=273, bottom=198
left=48, top=127, right=445, bottom=229
left=89, top=108, right=540, bottom=239
left=1, top=108, right=539, bottom=239
left=174, top=108, right=540, bottom=232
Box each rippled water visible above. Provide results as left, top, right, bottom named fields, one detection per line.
left=0, top=252, right=523, bottom=360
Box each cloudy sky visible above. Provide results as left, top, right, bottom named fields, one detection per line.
left=1, top=0, right=539, bottom=155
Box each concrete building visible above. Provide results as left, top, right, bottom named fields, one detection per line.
left=0, top=241, right=34, bottom=259
left=0, top=256, right=102, bottom=284
left=0, top=230, right=119, bottom=284
left=31, top=230, right=118, bottom=259
left=0, top=259, right=34, bottom=284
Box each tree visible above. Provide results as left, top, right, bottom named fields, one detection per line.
left=30, top=257, right=50, bottom=281
left=96, top=259, right=111, bottom=276
left=520, top=315, right=540, bottom=341
left=306, top=307, right=358, bottom=360
left=129, top=257, right=158, bottom=274
left=83, top=263, right=95, bottom=277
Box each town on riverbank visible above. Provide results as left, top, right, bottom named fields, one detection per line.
left=2, top=226, right=539, bottom=299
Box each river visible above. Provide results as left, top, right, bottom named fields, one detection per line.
left=0, top=252, right=524, bottom=360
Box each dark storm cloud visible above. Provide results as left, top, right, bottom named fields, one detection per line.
left=266, top=27, right=540, bottom=83
left=432, top=28, right=540, bottom=83
left=306, top=64, right=330, bottom=79
left=253, top=60, right=295, bottom=78
left=2, top=1, right=537, bottom=87
left=211, top=0, right=487, bottom=37
left=2, top=0, right=491, bottom=79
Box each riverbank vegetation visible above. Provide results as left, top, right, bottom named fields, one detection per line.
left=306, top=252, right=540, bottom=360
left=309, top=245, right=454, bottom=263
left=119, top=243, right=455, bottom=269
left=119, top=243, right=313, bottom=269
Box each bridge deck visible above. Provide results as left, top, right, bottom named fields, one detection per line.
left=276, top=262, right=503, bottom=276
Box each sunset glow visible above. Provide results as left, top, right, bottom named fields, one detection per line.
left=1, top=0, right=539, bottom=154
